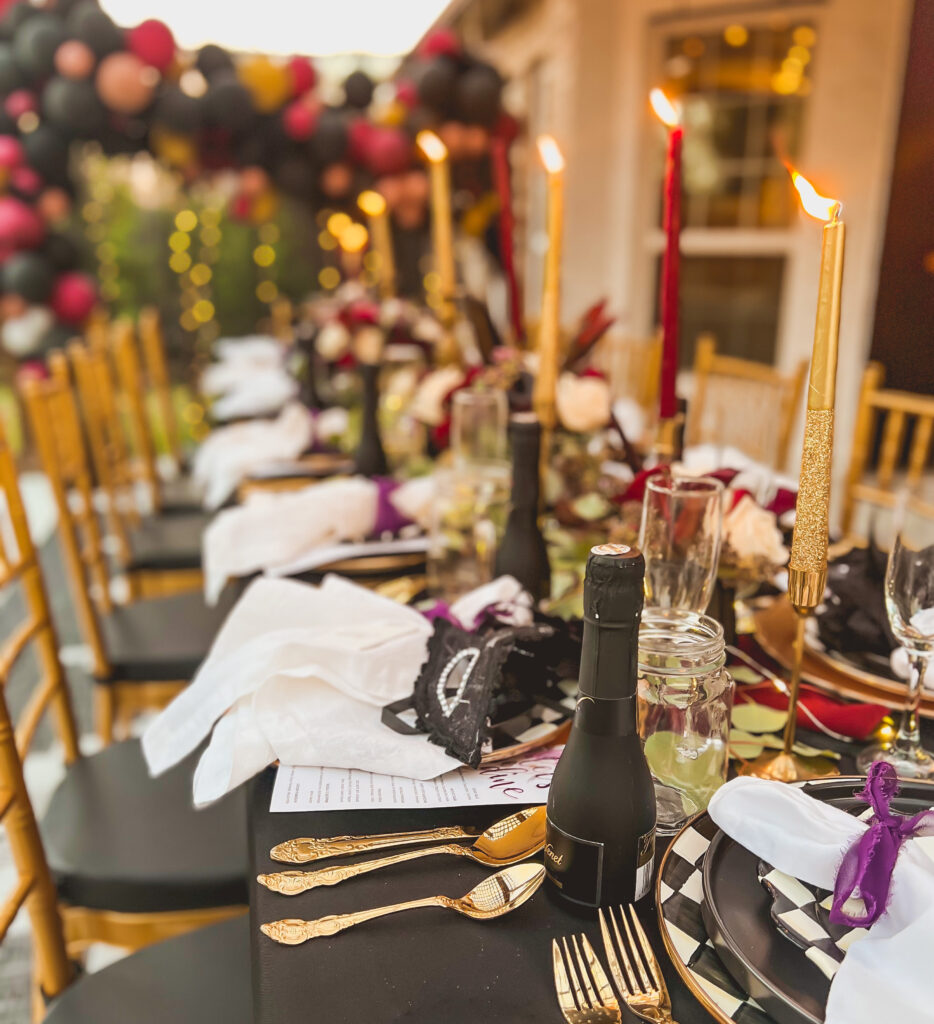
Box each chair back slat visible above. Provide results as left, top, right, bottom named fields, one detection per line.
left=686, top=332, right=808, bottom=470
left=112, top=319, right=161, bottom=511
left=21, top=374, right=112, bottom=681
left=842, top=362, right=934, bottom=536
left=593, top=333, right=662, bottom=432
left=139, top=306, right=183, bottom=465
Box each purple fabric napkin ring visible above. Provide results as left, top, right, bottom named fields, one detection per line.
left=830, top=762, right=934, bottom=928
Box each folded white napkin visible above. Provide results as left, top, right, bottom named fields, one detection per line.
left=213, top=333, right=284, bottom=364
left=708, top=777, right=934, bottom=1024
left=210, top=367, right=298, bottom=422
left=141, top=575, right=461, bottom=805
left=679, top=444, right=798, bottom=502
left=201, top=475, right=431, bottom=604
left=202, top=336, right=285, bottom=396
left=193, top=403, right=315, bottom=511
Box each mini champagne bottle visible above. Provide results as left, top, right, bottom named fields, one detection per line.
left=545, top=544, right=656, bottom=907
left=354, top=362, right=388, bottom=477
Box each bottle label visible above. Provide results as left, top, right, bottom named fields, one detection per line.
left=544, top=821, right=604, bottom=906
left=635, top=828, right=655, bottom=902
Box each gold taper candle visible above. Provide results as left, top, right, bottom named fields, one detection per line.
left=358, top=190, right=395, bottom=298
left=533, top=135, right=565, bottom=435
left=788, top=176, right=845, bottom=614
left=416, top=131, right=456, bottom=324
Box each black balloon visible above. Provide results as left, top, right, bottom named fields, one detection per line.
left=275, top=153, right=316, bottom=196
left=66, top=2, right=123, bottom=57
left=0, top=42, right=24, bottom=94
left=2, top=251, right=54, bottom=302
left=152, top=86, right=203, bottom=134
left=43, top=76, right=106, bottom=137
left=455, top=65, right=502, bottom=126
left=413, top=56, right=458, bottom=114
left=43, top=231, right=80, bottom=272
left=343, top=70, right=374, bottom=109
left=41, top=321, right=78, bottom=353
left=22, top=125, right=70, bottom=184
left=13, top=14, right=66, bottom=78
left=310, top=110, right=347, bottom=164
left=196, top=43, right=234, bottom=79
left=204, top=73, right=255, bottom=131
left=0, top=3, right=40, bottom=43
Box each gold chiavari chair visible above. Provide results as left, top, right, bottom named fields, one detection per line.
left=0, top=418, right=247, bottom=974
left=841, top=362, right=934, bottom=537
left=594, top=333, right=662, bottom=430
left=686, top=332, right=808, bottom=470
left=64, top=341, right=204, bottom=600
left=21, top=370, right=235, bottom=743
left=138, top=306, right=184, bottom=469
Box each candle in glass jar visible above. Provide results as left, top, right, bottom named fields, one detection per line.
left=534, top=134, right=565, bottom=434
left=650, top=88, right=683, bottom=422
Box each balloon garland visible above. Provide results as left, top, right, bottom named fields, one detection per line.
left=0, top=0, right=511, bottom=356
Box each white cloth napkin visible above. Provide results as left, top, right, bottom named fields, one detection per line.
left=213, top=334, right=284, bottom=365
left=193, top=403, right=315, bottom=511
left=678, top=444, right=798, bottom=503
left=202, top=335, right=286, bottom=396
left=141, top=575, right=461, bottom=805
left=210, top=367, right=298, bottom=422
left=708, top=776, right=934, bottom=1024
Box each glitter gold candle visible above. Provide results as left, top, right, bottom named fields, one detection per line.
left=357, top=190, right=395, bottom=299
left=416, top=130, right=456, bottom=323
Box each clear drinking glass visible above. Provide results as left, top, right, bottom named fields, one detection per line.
left=638, top=610, right=734, bottom=833
left=639, top=475, right=724, bottom=613
left=857, top=496, right=934, bottom=778
left=450, top=389, right=507, bottom=465
left=427, top=464, right=510, bottom=600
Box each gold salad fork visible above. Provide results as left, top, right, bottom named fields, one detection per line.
left=599, top=905, right=680, bottom=1024
left=552, top=934, right=622, bottom=1023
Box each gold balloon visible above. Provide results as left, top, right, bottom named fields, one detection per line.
left=374, top=99, right=407, bottom=127
left=152, top=129, right=198, bottom=170
left=238, top=56, right=291, bottom=113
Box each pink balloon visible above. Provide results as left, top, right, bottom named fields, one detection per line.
left=96, top=52, right=157, bottom=115
left=0, top=135, right=23, bottom=170
left=0, top=196, right=45, bottom=249
left=126, top=19, right=175, bottom=72
left=347, top=118, right=375, bottom=163
left=395, top=80, right=418, bottom=110
left=418, top=28, right=461, bottom=59
left=11, top=166, right=41, bottom=196
left=54, top=40, right=96, bottom=80
left=3, top=89, right=36, bottom=120
left=282, top=100, right=317, bottom=141
left=50, top=272, right=98, bottom=326
left=366, top=128, right=411, bottom=177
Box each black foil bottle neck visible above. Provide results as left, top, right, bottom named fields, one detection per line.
left=509, top=418, right=541, bottom=512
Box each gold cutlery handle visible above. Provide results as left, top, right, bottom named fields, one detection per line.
left=259, top=843, right=466, bottom=894
left=261, top=896, right=447, bottom=945
left=269, top=827, right=472, bottom=864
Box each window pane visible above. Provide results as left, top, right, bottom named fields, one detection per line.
left=654, top=255, right=786, bottom=366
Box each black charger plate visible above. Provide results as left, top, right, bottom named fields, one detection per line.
left=700, top=775, right=934, bottom=1024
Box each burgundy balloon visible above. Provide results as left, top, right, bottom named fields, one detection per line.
left=0, top=134, right=23, bottom=169
left=11, top=165, right=41, bottom=195
left=0, top=195, right=44, bottom=248
left=287, top=55, right=315, bottom=96
left=418, top=27, right=461, bottom=59
left=282, top=99, right=316, bottom=141
left=50, top=271, right=98, bottom=325
left=366, top=127, right=410, bottom=176
left=53, top=39, right=95, bottom=80
left=126, top=19, right=175, bottom=71
left=347, top=117, right=375, bottom=163
left=3, top=88, right=36, bottom=119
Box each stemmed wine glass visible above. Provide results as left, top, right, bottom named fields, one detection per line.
left=857, top=496, right=934, bottom=778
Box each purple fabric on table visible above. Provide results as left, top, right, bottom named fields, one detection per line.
left=830, top=762, right=934, bottom=927
left=372, top=476, right=413, bottom=536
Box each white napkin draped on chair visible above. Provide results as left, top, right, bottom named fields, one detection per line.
left=193, top=402, right=316, bottom=511
left=141, top=575, right=529, bottom=806
left=708, top=776, right=934, bottom=1024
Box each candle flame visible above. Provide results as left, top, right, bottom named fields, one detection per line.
left=357, top=190, right=386, bottom=217
left=788, top=167, right=842, bottom=222
left=536, top=135, right=564, bottom=174
left=650, top=88, right=681, bottom=128
left=416, top=130, right=447, bottom=163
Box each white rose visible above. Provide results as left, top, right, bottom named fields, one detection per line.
left=411, top=314, right=443, bottom=344
left=723, top=495, right=788, bottom=567
left=314, top=406, right=350, bottom=445
left=316, top=321, right=351, bottom=361
left=408, top=366, right=466, bottom=426
left=555, top=372, right=611, bottom=433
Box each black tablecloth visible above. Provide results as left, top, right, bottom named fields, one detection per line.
left=247, top=769, right=716, bottom=1024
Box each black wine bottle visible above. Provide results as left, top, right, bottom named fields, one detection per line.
left=353, top=362, right=388, bottom=477
left=545, top=543, right=656, bottom=907
left=494, top=413, right=551, bottom=601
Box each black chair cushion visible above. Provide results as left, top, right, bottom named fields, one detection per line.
left=99, top=588, right=235, bottom=682
left=45, top=915, right=251, bottom=1024
left=159, top=475, right=206, bottom=517
left=127, top=513, right=207, bottom=571
left=42, top=740, right=248, bottom=914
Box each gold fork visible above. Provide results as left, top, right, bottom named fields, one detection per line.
left=552, top=934, right=622, bottom=1023
left=599, top=905, right=680, bottom=1024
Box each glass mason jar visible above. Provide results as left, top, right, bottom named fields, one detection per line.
left=637, top=609, right=733, bottom=834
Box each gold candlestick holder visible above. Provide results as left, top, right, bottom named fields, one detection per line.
left=651, top=414, right=683, bottom=463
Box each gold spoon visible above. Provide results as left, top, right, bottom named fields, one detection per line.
left=258, top=807, right=546, bottom=894
left=269, top=806, right=543, bottom=864
left=260, top=861, right=545, bottom=945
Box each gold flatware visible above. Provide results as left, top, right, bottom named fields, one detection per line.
left=552, top=934, right=622, bottom=1023
left=260, top=861, right=544, bottom=945
left=269, top=806, right=544, bottom=864
left=600, top=905, right=680, bottom=1024
left=258, top=807, right=546, bottom=894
